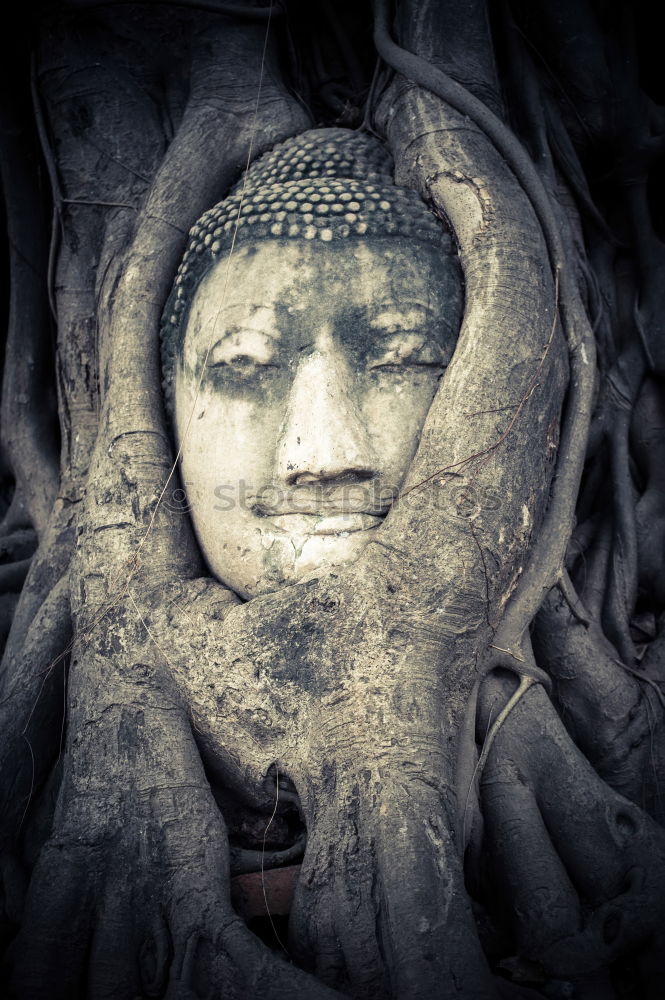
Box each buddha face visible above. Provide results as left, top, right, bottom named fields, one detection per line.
left=175, top=238, right=461, bottom=598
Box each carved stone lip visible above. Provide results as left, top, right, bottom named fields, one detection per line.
left=247, top=482, right=395, bottom=520
left=251, top=498, right=393, bottom=518
left=269, top=512, right=384, bottom=535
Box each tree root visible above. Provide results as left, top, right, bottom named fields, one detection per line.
left=0, top=530, right=37, bottom=567
left=7, top=605, right=343, bottom=1000
left=1, top=513, right=75, bottom=669
left=290, top=772, right=494, bottom=999
left=137, top=555, right=537, bottom=997
left=477, top=674, right=665, bottom=982
left=372, top=2, right=598, bottom=876
left=533, top=584, right=665, bottom=821
left=0, top=81, right=59, bottom=539
left=0, top=574, right=71, bottom=936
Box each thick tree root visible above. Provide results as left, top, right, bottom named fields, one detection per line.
left=533, top=585, right=665, bottom=821
left=0, top=531, right=37, bottom=567
left=0, top=575, right=71, bottom=937
left=6, top=610, right=342, bottom=1000
left=289, top=772, right=494, bottom=999
left=139, top=568, right=529, bottom=998
left=1, top=512, right=75, bottom=670
left=477, top=675, right=665, bottom=985
left=0, top=78, right=59, bottom=539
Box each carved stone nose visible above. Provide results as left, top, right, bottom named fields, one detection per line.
left=275, top=347, right=375, bottom=486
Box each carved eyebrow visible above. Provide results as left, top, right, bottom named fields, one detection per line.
left=216, top=302, right=274, bottom=316
left=212, top=324, right=280, bottom=341
left=211, top=306, right=281, bottom=342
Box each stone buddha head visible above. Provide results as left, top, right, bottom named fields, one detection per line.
left=161, top=129, right=463, bottom=598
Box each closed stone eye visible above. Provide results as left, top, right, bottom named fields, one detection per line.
left=207, top=331, right=280, bottom=375
left=207, top=354, right=282, bottom=385
left=210, top=354, right=278, bottom=369
left=368, top=335, right=445, bottom=371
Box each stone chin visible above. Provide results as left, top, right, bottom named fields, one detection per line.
left=206, top=515, right=383, bottom=599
